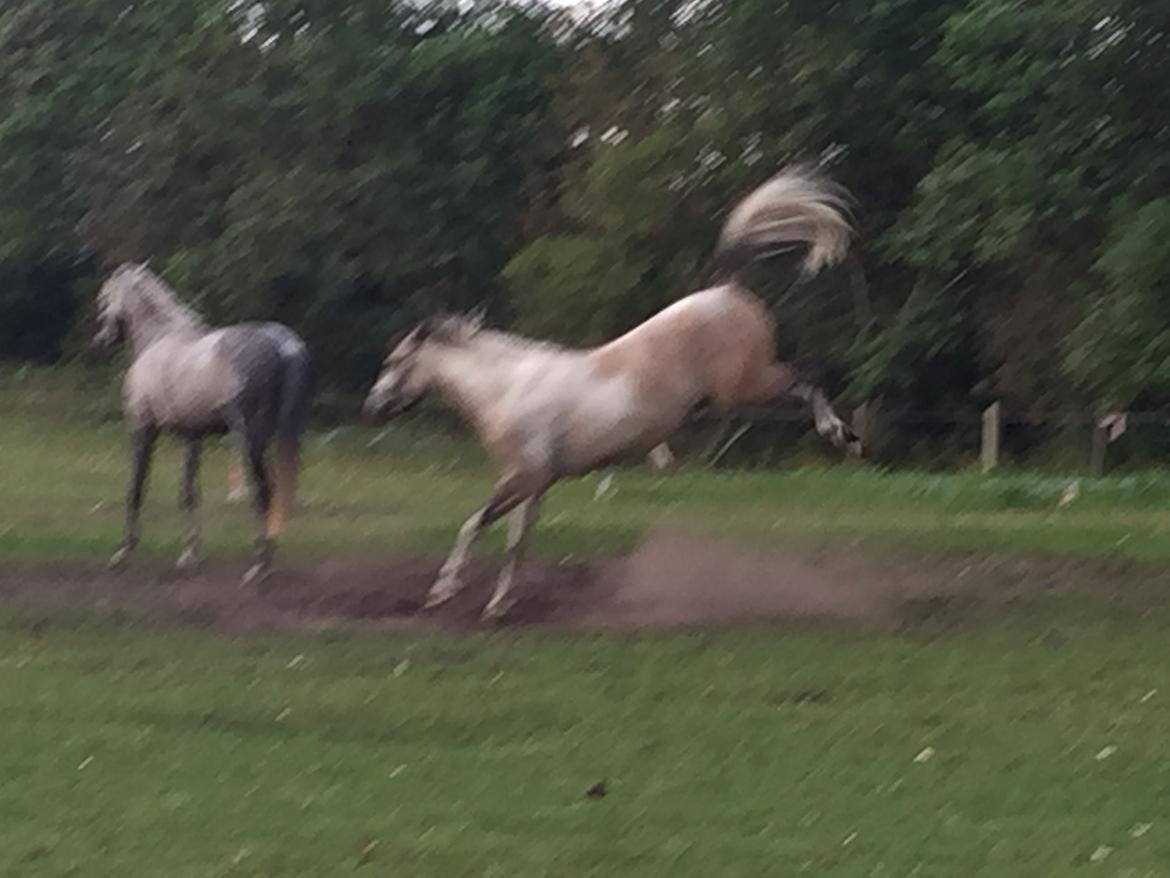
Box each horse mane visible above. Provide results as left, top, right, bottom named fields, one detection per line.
left=423, top=314, right=568, bottom=355
left=109, top=263, right=207, bottom=333
left=476, top=328, right=567, bottom=355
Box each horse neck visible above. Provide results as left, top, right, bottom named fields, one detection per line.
left=125, top=294, right=205, bottom=356
left=427, top=342, right=527, bottom=428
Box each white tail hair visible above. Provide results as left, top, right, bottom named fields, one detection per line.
left=714, top=164, right=853, bottom=277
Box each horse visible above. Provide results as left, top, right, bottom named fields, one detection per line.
left=363, top=164, right=862, bottom=621
left=92, top=263, right=312, bottom=583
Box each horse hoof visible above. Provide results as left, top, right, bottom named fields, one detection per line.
left=175, top=549, right=203, bottom=572
left=480, top=601, right=514, bottom=623
left=423, top=591, right=454, bottom=611
left=107, top=548, right=132, bottom=570
left=423, top=578, right=460, bottom=610
left=240, top=564, right=269, bottom=588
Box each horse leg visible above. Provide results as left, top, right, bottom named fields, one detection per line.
left=647, top=443, right=675, bottom=472
left=109, top=423, right=159, bottom=569
left=239, top=431, right=275, bottom=586
left=744, top=363, right=861, bottom=456
left=792, top=384, right=861, bottom=455
left=226, top=453, right=247, bottom=503
left=176, top=438, right=203, bottom=570
left=425, top=479, right=532, bottom=610
left=482, top=494, right=544, bottom=621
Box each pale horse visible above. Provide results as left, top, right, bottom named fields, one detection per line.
left=92, top=264, right=312, bottom=583
left=363, top=164, right=862, bottom=620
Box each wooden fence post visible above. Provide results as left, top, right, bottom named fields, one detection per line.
left=1090, top=422, right=1108, bottom=476
left=1090, top=411, right=1127, bottom=476
left=981, top=402, right=1001, bottom=473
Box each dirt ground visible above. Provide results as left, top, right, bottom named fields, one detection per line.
left=0, top=529, right=1147, bottom=635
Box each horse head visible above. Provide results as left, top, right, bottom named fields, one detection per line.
left=91, top=263, right=144, bottom=351
left=362, top=310, right=485, bottom=420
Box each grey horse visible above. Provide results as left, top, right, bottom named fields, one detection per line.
left=93, top=263, right=312, bottom=583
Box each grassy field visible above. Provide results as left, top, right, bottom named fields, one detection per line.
left=3, top=367, right=1170, bottom=875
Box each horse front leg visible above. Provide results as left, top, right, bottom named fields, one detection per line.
left=482, top=494, right=544, bottom=621
left=176, top=438, right=203, bottom=570
left=109, top=423, right=159, bottom=569
left=425, top=478, right=533, bottom=611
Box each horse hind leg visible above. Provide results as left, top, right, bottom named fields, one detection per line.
left=779, top=367, right=862, bottom=456
left=176, top=439, right=203, bottom=571
left=239, top=431, right=276, bottom=586
left=482, top=494, right=544, bottom=622
left=734, top=361, right=861, bottom=455
left=809, top=390, right=862, bottom=454
left=110, top=423, right=158, bottom=570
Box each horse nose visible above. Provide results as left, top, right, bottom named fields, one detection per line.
left=361, top=392, right=383, bottom=421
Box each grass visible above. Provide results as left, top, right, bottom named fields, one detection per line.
left=2, top=366, right=1170, bottom=875
left=4, top=367, right=1170, bottom=566
left=4, top=608, right=1170, bottom=875
left=7, top=431, right=1170, bottom=565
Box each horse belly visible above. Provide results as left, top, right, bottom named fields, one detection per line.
left=558, top=379, right=691, bottom=475
left=160, top=385, right=237, bottom=431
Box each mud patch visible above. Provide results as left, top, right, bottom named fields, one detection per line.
left=0, top=529, right=1147, bottom=635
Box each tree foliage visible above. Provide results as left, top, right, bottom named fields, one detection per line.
left=2, top=0, right=1168, bottom=436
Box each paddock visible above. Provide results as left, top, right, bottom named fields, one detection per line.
left=0, top=530, right=1147, bottom=636
left=2, top=371, right=1169, bottom=874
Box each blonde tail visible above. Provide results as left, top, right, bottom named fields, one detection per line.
left=713, top=164, right=853, bottom=278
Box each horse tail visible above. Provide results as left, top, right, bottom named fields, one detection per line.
left=709, top=164, right=853, bottom=282
left=274, top=336, right=312, bottom=528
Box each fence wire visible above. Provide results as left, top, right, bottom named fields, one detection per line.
left=309, top=403, right=1170, bottom=475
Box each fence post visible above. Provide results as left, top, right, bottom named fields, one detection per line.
left=1090, top=411, right=1127, bottom=477
left=1090, top=422, right=1108, bottom=476
left=981, top=402, right=1001, bottom=473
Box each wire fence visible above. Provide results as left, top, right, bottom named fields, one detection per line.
left=324, top=401, right=1170, bottom=476
left=5, top=367, right=1169, bottom=475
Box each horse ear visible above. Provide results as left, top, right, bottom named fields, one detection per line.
left=466, top=304, right=487, bottom=332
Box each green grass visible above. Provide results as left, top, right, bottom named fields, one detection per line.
left=3, top=367, right=1170, bottom=875
left=4, top=608, right=1170, bottom=875
left=4, top=373, right=1170, bottom=566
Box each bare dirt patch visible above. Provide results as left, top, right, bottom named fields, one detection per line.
left=0, top=529, right=1147, bottom=634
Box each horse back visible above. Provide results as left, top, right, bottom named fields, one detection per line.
left=590, top=284, right=776, bottom=405
left=214, top=323, right=306, bottom=414
left=123, top=324, right=304, bottom=433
